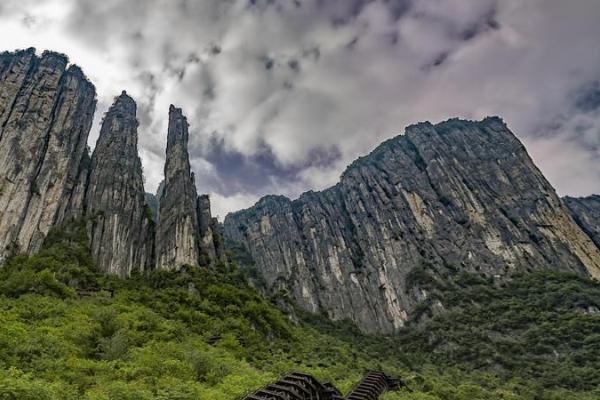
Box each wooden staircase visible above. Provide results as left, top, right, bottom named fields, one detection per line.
left=346, top=371, right=401, bottom=400
left=242, top=370, right=401, bottom=400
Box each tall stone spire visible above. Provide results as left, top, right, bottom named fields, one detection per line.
left=155, top=105, right=200, bottom=270
left=85, top=91, right=154, bottom=276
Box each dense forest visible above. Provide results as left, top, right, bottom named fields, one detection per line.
left=0, top=222, right=599, bottom=400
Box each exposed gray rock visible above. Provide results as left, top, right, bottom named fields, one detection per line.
left=224, top=117, right=600, bottom=333
left=85, top=92, right=154, bottom=276
left=155, top=106, right=201, bottom=270
left=0, top=49, right=96, bottom=262
left=0, top=49, right=226, bottom=273
left=197, top=194, right=227, bottom=265
left=564, top=195, right=600, bottom=249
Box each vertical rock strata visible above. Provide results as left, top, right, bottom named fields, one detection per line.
left=0, top=49, right=96, bottom=262
left=84, top=92, right=154, bottom=276
left=155, top=106, right=201, bottom=270
left=197, top=194, right=226, bottom=265
left=1, top=47, right=597, bottom=304
left=0, top=49, right=224, bottom=274
left=564, top=195, right=600, bottom=249
left=224, top=117, right=600, bottom=333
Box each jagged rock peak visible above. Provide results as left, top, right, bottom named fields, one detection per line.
left=85, top=91, right=154, bottom=276
left=155, top=105, right=200, bottom=270
left=342, top=116, right=507, bottom=178
left=224, top=117, right=600, bottom=334
left=167, top=104, right=190, bottom=149
left=113, top=92, right=136, bottom=120
left=112, top=90, right=136, bottom=111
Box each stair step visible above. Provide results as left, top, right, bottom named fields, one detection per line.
left=243, top=370, right=402, bottom=400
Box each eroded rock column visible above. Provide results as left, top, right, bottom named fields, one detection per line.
left=85, top=92, right=154, bottom=276
left=155, top=106, right=200, bottom=270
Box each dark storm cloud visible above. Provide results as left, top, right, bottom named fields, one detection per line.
left=1, top=0, right=599, bottom=216
left=574, top=81, right=600, bottom=113
left=193, top=134, right=341, bottom=197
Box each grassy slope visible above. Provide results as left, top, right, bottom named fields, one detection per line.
left=0, top=224, right=598, bottom=399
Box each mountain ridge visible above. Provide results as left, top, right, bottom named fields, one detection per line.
left=0, top=47, right=599, bottom=334
left=0, top=48, right=223, bottom=275
left=228, top=116, right=509, bottom=213
left=224, top=116, right=600, bottom=333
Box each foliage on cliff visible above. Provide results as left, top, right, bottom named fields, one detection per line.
left=0, top=226, right=598, bottom=399
left=397, top=267, right=600, bottom=390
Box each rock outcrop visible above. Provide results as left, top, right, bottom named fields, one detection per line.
left=564, top=195, right=600, bottom=249
left=224, top=117, right=600, bottom=333
left=0, top=48, right=226, bottom=274
left=155, top=106, right=201, bottom=270
left=197, top=194, right=226, bottom=265
left=0, top=48, right=96, bottom=263
left=84, top=92, right=154, bottom=276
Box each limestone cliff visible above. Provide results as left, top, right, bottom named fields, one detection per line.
left=197, top=194, right=227, bottom=265
left=224, top=117, right=600, bottom=333
left=155, top=106, right=201, bottom=270
left=0, top=49, right=96, bottom=263
left=564, top=195, right=600, bottom=249
left=85, top=92, right=154, bottom=276
left=0, top=49, right=225, bottom=274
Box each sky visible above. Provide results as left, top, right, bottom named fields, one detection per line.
left=0, top=0, right=599, bottom=218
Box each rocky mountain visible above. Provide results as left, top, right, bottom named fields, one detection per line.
left=155, top=106, right=202, bottom=270
left=0, top=49, right=222, bottom=274
left=153, top=107, right=226, bottom=270
left=0, top=48, right=96, bottom=264
left=84, top=92, right=154, bottom=276
left=1, top=48, right=599, bottom=334
left=564, top=195, right=600, bottom=249
left=224, top=117, right=600, bottom=333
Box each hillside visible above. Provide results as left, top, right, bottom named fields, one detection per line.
left=0, top=223, right=599, bottom=399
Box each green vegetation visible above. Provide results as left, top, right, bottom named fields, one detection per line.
left=143, top=204, right=154, bottom=221
left=0, top=226, right=599, bottom=399
left=397, top=269, right=600, bottom=390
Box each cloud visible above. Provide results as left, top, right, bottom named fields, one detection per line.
left=0, top=0, right=598, bottom=217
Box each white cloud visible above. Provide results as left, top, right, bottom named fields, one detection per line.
left=0, top=0, right=598, bottom=217
left=209, top=192, right=260, bottom=221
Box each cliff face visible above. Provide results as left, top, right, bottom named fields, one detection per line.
left=155, top=106, right=201, bottom=270
left=224, top=117, right=600, bottom=333
left=84, top=92, right=154, bottom=276
left=0, top=49, right=96, bottom=263
left=197, top=194, right=227, bottom=265
left=564, top=195, right=600, bottom=249
left=0, top=49, right=225, bottom=274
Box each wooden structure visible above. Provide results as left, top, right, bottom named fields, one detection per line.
left=76, top=287, right=114, bottom=298
left=242, top=370, right=401, bottom=400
